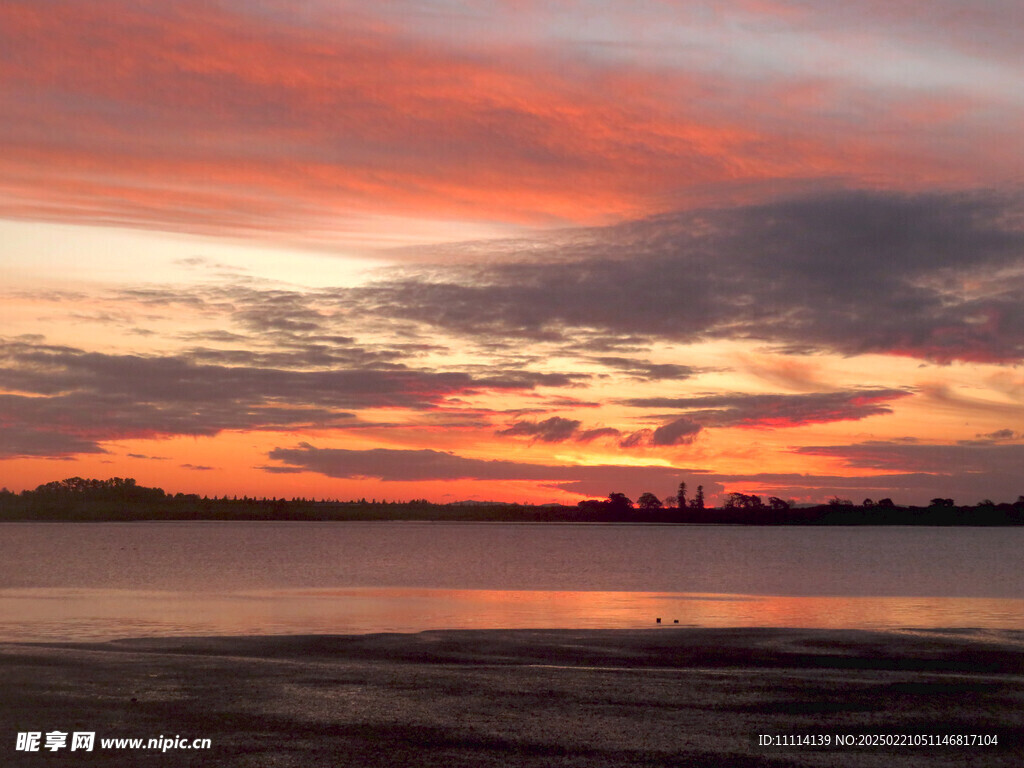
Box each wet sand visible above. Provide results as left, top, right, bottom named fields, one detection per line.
left=2, top=628, right=1023, bottom=767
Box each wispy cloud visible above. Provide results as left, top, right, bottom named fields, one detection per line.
left=2, top=2, right=1020, bottom=243
left=622, top=389, right=913, bottom=429
left=587, top=357, right=699, bottom=381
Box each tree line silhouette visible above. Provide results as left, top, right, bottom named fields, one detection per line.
left=2, top=477, right=1023, bottom=525
left=575, top=482, right=1024, bottom=525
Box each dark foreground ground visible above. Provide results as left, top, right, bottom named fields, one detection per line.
left=2, top=628, right=1023, bottom=767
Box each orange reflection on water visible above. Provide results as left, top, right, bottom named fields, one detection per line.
left=658, top=593, right=1024, bottom=630
left=2, top=588, right=1023, bottom=642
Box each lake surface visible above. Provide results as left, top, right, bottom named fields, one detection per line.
left=1, top=522, right=1022, bottom=640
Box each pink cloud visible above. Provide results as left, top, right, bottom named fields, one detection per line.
left=2, top=0, right=1017, bottom=243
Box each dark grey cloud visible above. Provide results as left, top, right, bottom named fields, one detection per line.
left=795, top=441, right=1024, bottom=474
left=115, top=283, right=452, bottom=370
left=0, top=339, right=573, bottom=407
left=267, top=444, right=569, bottom=482
left=0, top=390, right=360, bottom=460
left=0, top=338, right=579, bottom=456
left=589, top=357, right=698, bottom=381
left=967, top=428, right=1022, bottom=444
left=617, top=430, right=652, bottom=449
left=982, top=429, right=1019, bottom=440
left=562, top=334, right=656, bottom=354
left=496, top=417, right=582, bottom=443
left=614, top=418, right=703, bottom=449
left=231, top=290, right=329, bottom=335
left=543, top=397, right=603, bottom=409
left=651, top=417, right=703, bottom=446
left=180, top=330, right=251, bottom=344
left=97, top=190, right=1024, bottom=368
left=265, top=442, right=723, bottom=500
left=576, top=427, right=622, bottom=442
left=623, top=389, right=912, bottom=428
left=183, top=342, right=408, bottom=372
left=0, top=425, right=106, bottom=460
left=355, top=190, right=1024, bottom=363
left=496, top=415, right=670, bottom=446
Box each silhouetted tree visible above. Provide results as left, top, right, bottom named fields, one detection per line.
left=690, top=485, right=705, bottom=510
left=676, top=482, right=687, bottom=509
left=877, top=498, right=895, bottom=508
left=607, top=492, right=633, bottom=512
left=725, top=493, right=763, bottom=509
left=862, top=498, right=874, bottom=507
left=768, top=496, right=790, bottom=511
left=637, top=492, right=663, bottom=510
left=29, top=477, right=164, bottom=502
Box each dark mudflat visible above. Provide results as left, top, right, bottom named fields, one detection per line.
left=2, top=628, right=1023, bottom=767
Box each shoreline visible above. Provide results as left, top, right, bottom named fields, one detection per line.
left=7, top=589, right=1024, bottom=642
left=3, top=628, right=1023, bottom=766
left=5, top=517, right=1024, bottom=527
left=7, top=518, right=1024, bottom=527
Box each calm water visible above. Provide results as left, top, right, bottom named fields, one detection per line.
left=1, top=522, right=1022, bottom=640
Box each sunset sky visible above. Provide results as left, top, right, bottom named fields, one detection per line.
left=2, top=0, right=1023, bottom=506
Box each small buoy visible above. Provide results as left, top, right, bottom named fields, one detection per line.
left=656, top=617, right=661, bottom=624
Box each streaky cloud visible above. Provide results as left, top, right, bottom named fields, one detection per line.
left=265, top=443, right=723, bottom=500
left=265, top=441, right=1024, bottom=506
left=794, top=441, right=1024, bottom=474
left=622, top=388, right=913, bottom=428
left=0, top=338, right=579, bottom=456
left=0, top=425, right=107, bottom=460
